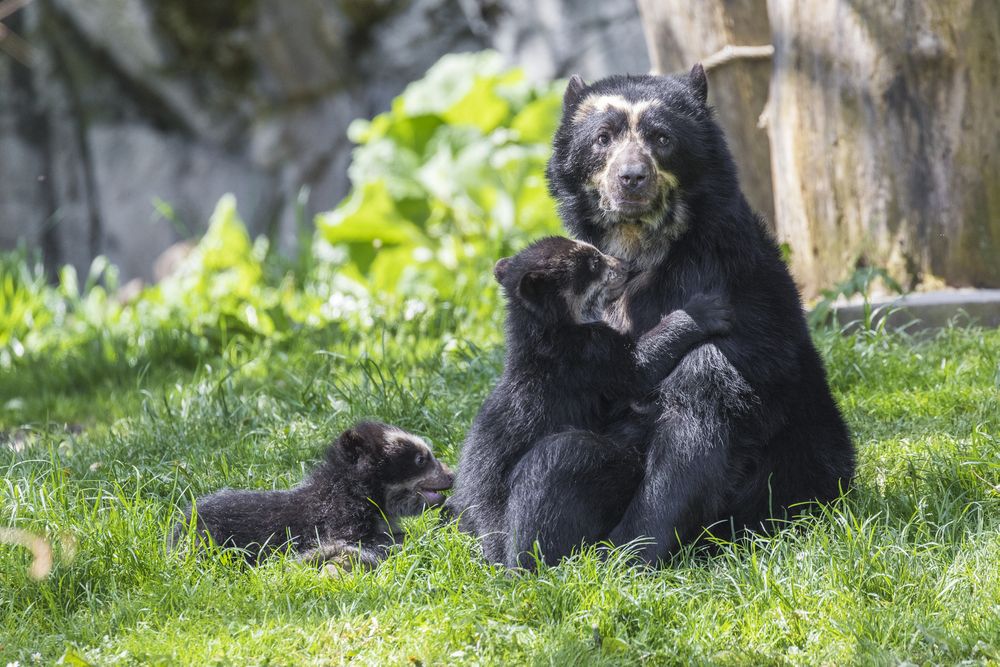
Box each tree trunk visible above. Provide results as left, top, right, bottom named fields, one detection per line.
left=766, top=0, right=1000, bottom=297
left=637, top=0, right=775, bottom=228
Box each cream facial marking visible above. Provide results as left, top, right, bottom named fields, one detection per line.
left=571, top=239, right=601, bottom=254
left=574, top=95, right=688, bottom=269
left=603, top=292, right=632, bottom=334
left=580, top=97, right=670, bottom=217
left=573, top=95, right=662, bottom=133
left=558, top=241, right=629, bottom=325
left=388, top=429, right=433, bottom=454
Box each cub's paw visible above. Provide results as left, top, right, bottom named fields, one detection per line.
left=683, top=292, right=733, bottom=335
left=320, top=561, right=349, bottom=578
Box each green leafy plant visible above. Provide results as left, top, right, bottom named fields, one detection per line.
left=315, top=51, right=563, bottom=303
left=809, top=265, right=905, bottom=330
left=138, top=195, right=295, bottom=342
left=0, top=249, right=52, bottom=352
left=0, top=247, right=128, bottom=366
left=1, top=51, right=565, bottom=371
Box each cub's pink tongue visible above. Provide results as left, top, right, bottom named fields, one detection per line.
left=421, top=490, right=446, bottom=506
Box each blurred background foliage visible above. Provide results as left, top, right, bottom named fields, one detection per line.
left=317, top=51, right=560, bottom=301
left=0, top=52, right=561, bottom=372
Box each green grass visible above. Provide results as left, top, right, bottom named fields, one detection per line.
left=2, top=316, right=999, bottom=666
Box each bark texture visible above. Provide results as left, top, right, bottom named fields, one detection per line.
left=767, top=0, right=1000, bottom=296
left=637, top=0, right=775, bottom=227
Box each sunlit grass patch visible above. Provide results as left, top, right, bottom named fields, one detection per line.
left=2, top=324, right=999, bottom=665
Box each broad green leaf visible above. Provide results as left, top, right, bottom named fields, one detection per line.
left=442, top=76, right=511, bottom=133
left=368, top=246, right=420, bottom=294
left=386, top=114, right=445, bottom=154
left=317, top=181, right=429, bottom=246
left=511, top=92, right=563, bottom=143
left=348, top=139, right=425, bottom=199
left=59, top=264, right=80, bottom=300
left=399, top=51, right=506, bottom=117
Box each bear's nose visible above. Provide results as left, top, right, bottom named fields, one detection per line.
left=618, top=162, right=649, bottom=190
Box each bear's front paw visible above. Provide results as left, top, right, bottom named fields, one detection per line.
left=683, top=292, right=733, bottom=336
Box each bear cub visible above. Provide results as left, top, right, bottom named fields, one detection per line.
left=174, top=421, right=453, bottom=569
left=445, top=236, right=731, bottom=566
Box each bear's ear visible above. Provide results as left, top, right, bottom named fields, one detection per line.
left=494, top=257, right=512, bottom=284
left=688, top=63, right=708, bottom=104
left=337, top=426, right=375, bottom=465
left=516, top=270, right=548, bottom=309
left=563, top=74, right=587, bottom=112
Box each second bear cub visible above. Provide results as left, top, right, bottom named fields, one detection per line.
left=175, top=421, right=453, bottom=569
left=446, top=236, right=731, bottom=566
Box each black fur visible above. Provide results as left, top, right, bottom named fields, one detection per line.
left=172, top=421, right=453, bottom=567
left=445, top=236, right=731, bottom=566
left=512, top=67, right=855, bottom=564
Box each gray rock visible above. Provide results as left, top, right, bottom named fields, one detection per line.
left=51, top=0, right=166, bottom=70
left=28, top=31, right=101, bottom=277
left=358, top=0, right=485, bottom=111
left=253, top=0, right=355, bottom=103
left=0, top=132, right=47, bottom=251
left=0, top=18, right=48, bottom=254
left=49, top=0, right=222, bottom=138
left=88, top=123, right=278, bottom=281
left=828, top=290, right=1000, bottom=332
left=490, top=0, right=649, bottom=80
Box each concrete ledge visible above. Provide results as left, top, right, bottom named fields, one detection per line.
left=825, top=289, right=1000, bottom=332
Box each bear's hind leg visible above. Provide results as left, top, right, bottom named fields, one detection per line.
left=505, top=431, right=640, bottom=569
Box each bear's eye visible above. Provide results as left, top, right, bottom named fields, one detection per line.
left=655, top=133, right=671, bottom=147
left=588, top=256, right=600, bottom=273
left=595, top=132, right=611, bottom=147
left=414, top=453, right=426, bottom=468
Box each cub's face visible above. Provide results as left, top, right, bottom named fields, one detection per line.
left=494, top=236, right=630, bottom=326
left=335, top=422, right=454, bottom=517
left=547, top=66, right=714, bottom=268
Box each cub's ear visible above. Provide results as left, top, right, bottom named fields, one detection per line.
left=494, top=257, right=512, bottom=284
left=563, top=74, right=587, bottom=112
left=337, top=427, right=372, bottom=465
left=688, top=63, right=708, bottom=104
left=516, top=270, right=548, bottom=309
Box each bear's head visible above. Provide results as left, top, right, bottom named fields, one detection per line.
left=327, top=421, right=454, bottom=516
left=546, top=65, right=737, bottom=269
left=493, top=236, right=630, bottom=327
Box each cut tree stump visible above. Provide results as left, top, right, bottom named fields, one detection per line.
left=766, top=0, right=1000, bottom=298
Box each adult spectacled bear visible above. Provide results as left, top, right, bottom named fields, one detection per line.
left=512, top=65, right=856, bottom=564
